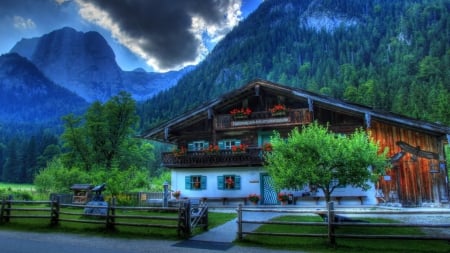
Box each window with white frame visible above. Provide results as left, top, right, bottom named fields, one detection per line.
left=185, top=175, right=206, bottom=190
left=218, top=139, right=241, bottom=150
left=187, top=141, right=209, bottom=151
left=218, top=175, right=241, bottom=190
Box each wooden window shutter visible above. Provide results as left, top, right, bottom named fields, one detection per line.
left=218, top=141, right=225, bottom=150
left=217, top=176, right=224, bottom=190
left=200, top=176, right=207, bottom=190
left=185, top=176, right=192, bottom=190
left=234, top=175, right=241, bottom=190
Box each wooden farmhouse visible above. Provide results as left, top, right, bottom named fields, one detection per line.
left=142, top=79, right=450, bottom=207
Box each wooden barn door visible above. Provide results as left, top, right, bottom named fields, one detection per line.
left=260, top=173, right=278, bottom=205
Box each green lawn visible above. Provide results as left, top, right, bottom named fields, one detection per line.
left=0, top=202, right=236, bottom=240
left=237, top=215, right=450, bottom=253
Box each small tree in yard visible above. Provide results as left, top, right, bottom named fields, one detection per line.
left=265, top=122, right=389, bottom=203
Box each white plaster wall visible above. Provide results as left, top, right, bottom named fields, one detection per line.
left=171, top=167, right=378, bottom=205
left=171, top=167, right=265, bottom=199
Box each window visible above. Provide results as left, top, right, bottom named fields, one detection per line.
left=218, top=175, right=241, bottom=190
left=218, top=139, right=241, bottom=150
left=185, top=175, right=206, bottom=190
left=188, top=141, right=209, bottom=151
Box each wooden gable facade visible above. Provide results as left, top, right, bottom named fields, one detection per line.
left=142, top=79, right=450, bottom=207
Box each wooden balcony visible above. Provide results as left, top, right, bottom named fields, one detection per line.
left=215, top=108, right=312, bottom=130
left=162, top=148, right=264, bottom=168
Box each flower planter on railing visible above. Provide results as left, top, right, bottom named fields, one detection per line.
left=162, top=149, right=264, bottom=168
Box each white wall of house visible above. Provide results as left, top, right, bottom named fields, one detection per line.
left=171, top=167, right=378, bottom=205
left=171, top=167, right=265, bottom=199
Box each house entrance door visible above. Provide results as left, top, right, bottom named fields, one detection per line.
left=260, top=173, right=278, bottom=205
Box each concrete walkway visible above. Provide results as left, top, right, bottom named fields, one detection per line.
left=190, top=208, right=282, bottom=243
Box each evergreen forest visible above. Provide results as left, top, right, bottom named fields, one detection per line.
left=139, top=0, right=450, bottom=129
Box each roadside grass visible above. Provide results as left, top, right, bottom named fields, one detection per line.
left=0, top=182, right=44, bottom=200
left=0, top=183, right=35, bottom=191
left=237, top=215, right=450, bottom=253
left=0, top=203, right=236, bottom=240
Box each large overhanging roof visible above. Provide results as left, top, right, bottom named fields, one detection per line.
left=140, top=79, right=450, bottom=143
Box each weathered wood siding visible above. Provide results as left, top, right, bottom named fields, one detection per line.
left=370, top=120, right=446, bottom=206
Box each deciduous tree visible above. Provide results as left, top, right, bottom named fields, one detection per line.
left=265, top=122, right=389, bottom=203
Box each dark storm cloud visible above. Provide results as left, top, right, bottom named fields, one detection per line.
left=80, top=0, right=236, bottom=70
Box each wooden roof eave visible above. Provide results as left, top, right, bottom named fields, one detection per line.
left=141, top=79, right=450, bottom=142
left=140, top=99, right=222, bottom=142
left=288, top=90, right=450, bottom=136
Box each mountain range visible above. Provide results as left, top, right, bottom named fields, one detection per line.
left=1, top=0, right=449, bottom=134
left=10, top=27, right=192, bottom=103
left=1, top=27, right=192, bottom=131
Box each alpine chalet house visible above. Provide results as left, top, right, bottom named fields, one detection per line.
left=141, top=79, right=449, bottom=207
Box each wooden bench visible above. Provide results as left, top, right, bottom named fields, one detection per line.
left=294, top=195, right=366, bottom=205
left=200, top=197, right=248, bottom=205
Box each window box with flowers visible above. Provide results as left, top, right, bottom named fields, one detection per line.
left=173, top=146, right=187, bottom=157
left=230, top=108, right=252, bottom=120
left=204, top=144, right=219, bottom=155
left=172, top=190, right=181, bottom=199
left=277, top=192, right=289, bottom=204
left=270, top=104, right=287, bottom=117
left=231, top=144, right=248, bottom=153
left=263, top=142, right=272, bottom=152
left=248, top=194, right=260, bottom=204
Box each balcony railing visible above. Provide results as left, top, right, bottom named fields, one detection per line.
left=215, top=108, right=312, bottom=130
left=162, top=148, right=265, bottom=168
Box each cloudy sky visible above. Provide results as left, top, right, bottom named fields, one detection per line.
left=0, top=0, right=262, bottom=72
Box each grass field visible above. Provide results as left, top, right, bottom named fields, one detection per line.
left=0, top=201, right=237, bottom=240
left=0, top=182, right=40, bottom=200
left=237, top=215, right=450, bottom=253
left=0, top=182, right=35, bottom=191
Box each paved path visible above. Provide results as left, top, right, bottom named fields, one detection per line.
left=0, top=229, right=301, bottom=253
left=1, top=206, right=448, bottom=252
left=190, top=208, right=282, bottom=243
left=0, top=207, right=302, bottom=253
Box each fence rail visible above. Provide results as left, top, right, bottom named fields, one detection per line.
left=237, top=202, right=450, bottom=245
left=0, top=196, right=207, bottom=238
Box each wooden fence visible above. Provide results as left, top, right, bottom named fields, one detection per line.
left=49, top=192, right=165, bottom=206
left=237, top=202, right=450, bottom=246
left=0, top=196, right=208, bottom=238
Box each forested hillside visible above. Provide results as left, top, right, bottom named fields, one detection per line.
left=139, top=0, right=449, bottom=129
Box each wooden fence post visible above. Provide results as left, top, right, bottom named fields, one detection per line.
left=201, top=205, right=208, bottom=231
left=237, top=204, right=243, bottom=240
left=177, top=200, right=191, bottom=237
left=327, top=201, right=336, bottom=246
left=185, top=200, right=191, bottom=236
left=50, top=196, right=60, bottom=226
left=0, top=198, right=5, bottom=224
left=106, top=197, right=116, bottom=231
left=5, top=195, right=12, bottom=223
